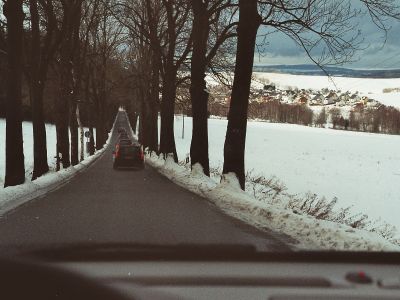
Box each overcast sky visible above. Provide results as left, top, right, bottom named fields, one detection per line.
left=254, top=12, right=400, bottom=69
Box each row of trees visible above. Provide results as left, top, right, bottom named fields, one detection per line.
left=248, top=100, right=314, bottom=126
left=348, top=107, right=400, bottom=134
left=1, top=0, right=132, bottom=187
left=315, top=106, right=400, bottom=135
left=213, top=99, right=400, bottom=135
left=125, top=0, right=400, bottom=189
left=3, top=0, right=400, bottom=190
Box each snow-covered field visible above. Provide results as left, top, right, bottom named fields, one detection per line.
left=254, top=72, right=400, bottom=108
left=0, top=119, right=95, bottom=186
left=172, top=116, right=400, bottom=234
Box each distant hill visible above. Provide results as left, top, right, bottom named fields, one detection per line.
left=252, top=64, right=400, bottom=78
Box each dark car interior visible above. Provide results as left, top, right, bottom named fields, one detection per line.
left=2, top=247, right=400, bottom=300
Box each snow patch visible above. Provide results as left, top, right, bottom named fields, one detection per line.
left=220, top=173, right=242, bottom=192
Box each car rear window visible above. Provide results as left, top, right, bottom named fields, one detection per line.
left=119, top=139, right=131, bottom=145
left=120, top=146, right=139, bottom=155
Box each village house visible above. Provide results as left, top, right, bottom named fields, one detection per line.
left=361, top=96, right=371, bottom=105
left=321, top=88, right=330, bottom=94
left=325, top=91, right=338, bottom=103
left=366, top=99, right=379, bottom=107
left=339, top=92, right=350, bottom=102
left=349, top=93, right=361, bottom=103
left=323, top=98, right=335, bottom=105
left=263, top=84, right=276, bottom=92
left=310, top=94, right=325, bottom=105
left=297, top=95, right=309, bottom=105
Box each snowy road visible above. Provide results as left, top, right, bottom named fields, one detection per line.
left=0, top=112, right=291, bottom=253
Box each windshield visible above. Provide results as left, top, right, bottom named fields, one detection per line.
left=0, top=0, right=400, bottom=256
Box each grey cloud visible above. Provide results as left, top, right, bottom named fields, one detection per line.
left=255, top=10, right=400, bottom=69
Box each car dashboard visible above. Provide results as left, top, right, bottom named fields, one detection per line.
left=41, top=260, right=398, bottom=299
left=31, top=250, right=400, bottom=300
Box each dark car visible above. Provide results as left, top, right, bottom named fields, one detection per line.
left=117, top=127, right=126, bottom=134
left=113, top=143, right=144, bottom=169
left=118, top=132, right=129, bottom=139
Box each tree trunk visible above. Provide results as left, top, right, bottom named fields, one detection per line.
left=142, top=90, right=159, bottom=153
left=137, top=49, right=158, bottom=153
left=70, top=100, right=79, bottom=165
left=89, top=127, right=95, bottom=154
left=30, top=83, right=49, bottom=179
left=130, top=111, right=138, bottom=134
left=95, top=98, right=106, bottom=150
left=76, top=104, right=84, bottom=161
left=84, top=76, right=95, bottom=155
left=4, top=0, right=25, bottom=187
left=159, top=67, right=178, bottom=161
left=56, top=80, right=71, bottom=169
left=148, top=104, right=159, bottom=152
left=138, top=112, right=144, bottom=145
left=0, top=29, right=5, bottom=117
left=70, top=1, right=82, bottom=165
left=57, top=57, right=72, bottom=169
left=95, top=53, right=108, bottom=149
left=56, top=2, right=75, bottom=169
left=29, top=0, right=49, bottom=180
left=139, top=95, right=149, bottom=147
left=222, top=0, right=261, bottom=190
left=190, top=0, right=210, bottom=176
left=148, top=51, right=160, bottom=153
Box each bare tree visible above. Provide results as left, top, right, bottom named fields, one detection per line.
left=86, top=0, right=125, bottom=150
left=189, top=0, right=237, bottom=176
left=27, top=0, right=62, bottom=179
left=315, top=108, right=327, bottom=128
left=114, top=0, right=192, bottom=159
left=3, top=0, right=25, bottom=187
left=158, top=0, right=192, bottom=161
left=81, top=0, right=103, bottom=155
left=53, top=0, right=84, bottom=169
left=69, top=1, right=84, bottom=166
left=223, top=0, right=400, bottom=190
left=110, top=0, right=158, bottom=151
left=222, top=0, right=260, bottom=189
left=131, top=0, right=161, bottom=152
left=330, top=107, right=342, bottom=129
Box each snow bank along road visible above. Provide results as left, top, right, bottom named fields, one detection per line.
left=0, top=112, right=291, bottom=252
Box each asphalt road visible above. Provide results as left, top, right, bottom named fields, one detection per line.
left=0, top=112, right=292, bottom=252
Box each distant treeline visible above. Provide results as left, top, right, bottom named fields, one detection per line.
left=248, top=100, right=314, bottom=126
left=208, top=100, right=400, bottom=135
left=344, top=106, right=400, bottom=134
